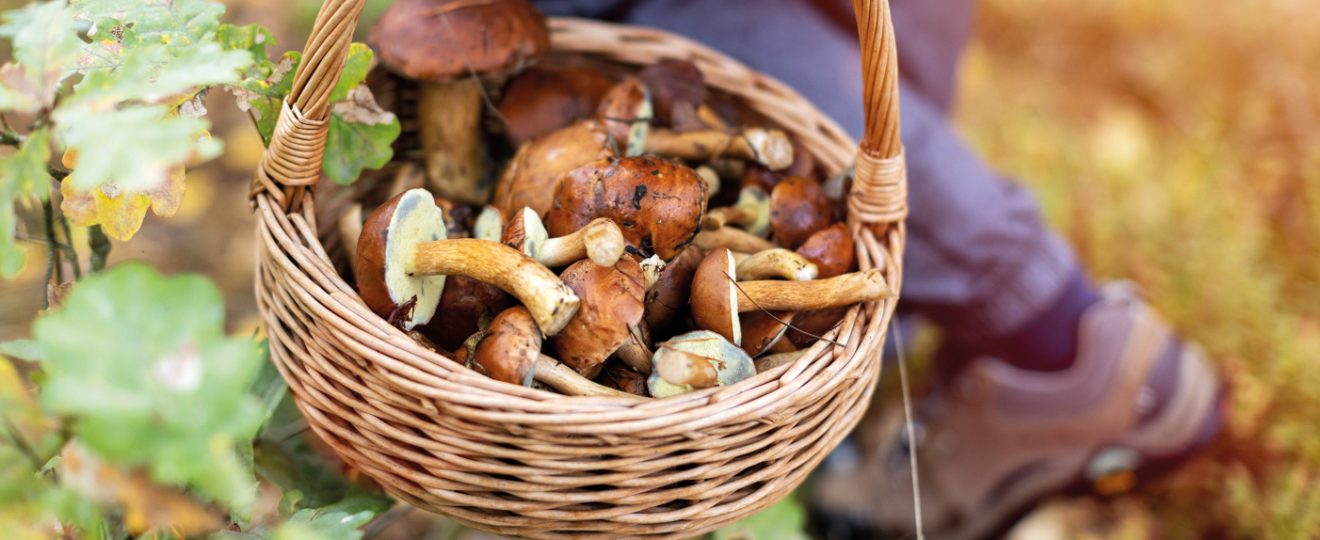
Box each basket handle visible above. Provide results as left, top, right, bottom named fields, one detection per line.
left=848, top=0, right=907, bottom=226
left=251, top=0, right=905, bottom=221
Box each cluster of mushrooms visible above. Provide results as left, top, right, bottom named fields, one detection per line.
left=347, top=0, right=892, bottom=399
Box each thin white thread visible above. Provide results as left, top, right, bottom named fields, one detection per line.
left=891, top=319, right=924, bottom=539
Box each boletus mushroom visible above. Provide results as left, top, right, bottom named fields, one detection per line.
left=770, top=175, right=832, bottom=249
left=596, top=363, right=649, bottom=397
left=733, top=249, right=818, bottom=281
left=688, top=249, right=891, bottom=345
left=647, top=330, right=756, bottom=398
left=550, top=257, right=647, bottom=378
left=502, top=207, right=625, bottom=268
left=354, top=189, right=578, bottom=333
left=644, top=246, right=703, bottom=333
left=468, top=306, right=637, bottom=398
left=498, top=65, right=614, bottom=146
left=788, top=223, right=858, bottom=348
left=492, top=119, right=615, bottom=217
left=422, top=206, right=512, bottom=351
left=546, top=155, right=707, bottom=261
left=369, top=0, right=549, bottom=204
left=703, top=185, right=771, bottom=236
left=693, top=225, right=776, bottom=254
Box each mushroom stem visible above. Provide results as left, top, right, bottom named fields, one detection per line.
left=615, top=325, right=653, bottom=374
left=754, top=350, right=807, bottom=373
left=644, top=128, right=793, bottom=170
left=694, top=227, right=776, bottom=253
left=704, top=207, right=754, bottom=231
left=418, top=80, right=490, bottom=204
left=534, top=355, right=640, bottom=398
left=338, top=203, right=363, bottom=267
left=733, top=269, right=892, bottom=312
left=410, top=239, right=579, bottom=334
left=703, top=186, right=769, bottom=234
left=539, top=218, right=627, bottom=267
left=733, top=249, right=818, bottom=281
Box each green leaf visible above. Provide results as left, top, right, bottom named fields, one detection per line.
left=217, top=23, right=275, bottom=65
left=712, top=496, right=809, bottom=540
left=323, top=99, right=399, bottom=186
left=67, top=40, right=251, bottom=110
left=0, top=128, right=53, bottom=278
left=55, top=105, right=218, bottom=194
left=71, top=0, right=226, bottom=44
left=31, top=263, right=266, bottom=513
left=329, top=43, right=373, bottom=103
left=0, top=0, right=82, bottom=112
left=233, top=51, right=301, bottom=145
left=248, top=350, right=288, bottom=431
left=0, top=339, right=46, bottom=362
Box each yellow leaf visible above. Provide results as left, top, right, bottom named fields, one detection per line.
left=60, top=168, right=186, bottom=241
left=61, top=148, right=77, bottom=169
left=0, top=360, right=50, bottom=439
left=59, top=443, right=224, bottom=537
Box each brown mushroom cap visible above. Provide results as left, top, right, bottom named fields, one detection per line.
left=644, top=245, right=702, bottom=332
left=492, top=120, right=614, bottom=217
left=472, top=306, right=541, bottom=386
left=550, top=258, right=646, bottom=378
left=770, top=175, right=832, bottom=249
left=546, top=156, right=707, bottom=261
left=424, top=275, right=512, bottom=351
left=689, top=249, right=741, bottom=345
left=740, top=311, right=794, bottom=357
left=498, top=65, right=614, bottom=146
left=596, top=363, right=649, bottom=397
left=796, top=223, right=855, bottom=279
left=369, top=0, right=549, bottom=82
left=595, top=77, right=651, bottom=150
left=637, top=59, right=705, bottom=129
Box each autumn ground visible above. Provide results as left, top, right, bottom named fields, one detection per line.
left=3, top=0, right=1318, bottom=537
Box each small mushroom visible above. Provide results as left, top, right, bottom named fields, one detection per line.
left=498, top=65, right=614, bottom=146
left=644, top=127, right=793, bottom=171
left=689, top=249, right=891, bottom=345
left=596, top=77, right=652, bottom=154
left=546, top=155, right=707, bottom=261
left=703, top=186, right=771, bottom=236
left=469, top=306, right=637, bottom=398
left=354, top=189, right=578, bottom=333
left=693, top=226, right=776, bottom=254
left=502, top=207, right=625, bottom=268
left=647, top=330, right=756, bottom=398
left=369, top=0, right=549, bottom=204
left=770, top=176, right=832, bottom=249
left=733, top=249, right=818, bottom=281
left=493, top=119, right=615, bottom=217
left=550, top=258, right=646, bottom=378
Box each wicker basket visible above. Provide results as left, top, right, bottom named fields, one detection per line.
left=250, top=0, right=908, bottom=537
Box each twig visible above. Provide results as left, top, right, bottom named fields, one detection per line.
left=41, top=200, right=62, bottom=307
left=891, top=320, right=924, bottom=540
left=57, top=210, right=80, bottom=280
left=88, top=225, right=111, bottom=272
left=1, top=415, right=44, bottom=472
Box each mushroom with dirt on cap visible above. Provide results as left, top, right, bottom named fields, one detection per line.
left=369, top=0, right=549, bottom=204
left=545, top=155, right=707, bottom=261
left=353, top=188, right=578, bottom=334
left=550, top=257, right=650, bottom=378
left=464, top=306, right=637, bottom=398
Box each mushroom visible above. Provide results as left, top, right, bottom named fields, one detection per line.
left=733, top=249, right=818, bottom=281
left=787, top=223, right=858, bottom=348
left=644, top=246, right=702, bottom=333
left=423, top=204, right=513, bottom=350
left=354, top=188, right=578, bottom=333
left=636, top=58, right=707, bottom=130
left=693, top=226, right=776, bottom=253
left=468, top=306, right=637, bottom=398
left=338, top=203, right=364, bottom=268
left=498, top=65, right=614, bottom=146
left=546, top=155, right=707, bottom=261
left=770, top=175, right=832, bottom=249
left=369, top=0, right=549, bottom=204
left=695, top=165, right=722, bottom=204
left=596, top=363, right=649, bottom=397
left=493, top=119, right=615, bottom=217
left=703, top=185, right=771, bottom=236
left=596, top=77, right=653, bottom=155
left=644, top=127, right=793, bottom=171
left=647, top=330, right=756, bottom=398
left=550, top=258, right=646, bottom=378
left=688, top=249, right=891, bottom=345
left=502, top=207, right=625, bottom=268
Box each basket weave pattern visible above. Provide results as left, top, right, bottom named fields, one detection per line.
left=251, top=0, right=906, bottom=537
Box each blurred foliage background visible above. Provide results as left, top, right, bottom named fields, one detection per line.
left=2, top=0, right=1317, bottom=537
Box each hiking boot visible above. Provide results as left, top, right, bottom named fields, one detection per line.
left=807, top=283, right=1225, bottom=540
